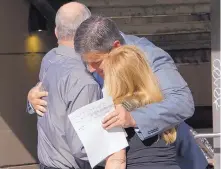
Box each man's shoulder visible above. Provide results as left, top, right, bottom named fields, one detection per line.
left=122, top=33, right=172, bottom=67
left=39, top=47, right=58, bottom=81
left=40, top=46, right=98, bottom=90
left=53, top=58, right=98, bottom=88
left=47, top=47, right=57, bottom=54
left=45, top=58, right=99, bottom=103
left=61, top=66, right=100, bottom=103
left=40, top=48, right=57, bottom=69
left=122, top=32, right=154, bottom=47
left=122, top=33, right=167, bottom=55
left=67, top=66, right=98, bottom=87
left=43, top=48, right=57, bottom=61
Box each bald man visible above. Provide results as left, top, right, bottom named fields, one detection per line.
left=34, top=3, right=100, bottom=169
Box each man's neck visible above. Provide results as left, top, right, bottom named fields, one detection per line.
left=58, top=40, right=74, bottom=48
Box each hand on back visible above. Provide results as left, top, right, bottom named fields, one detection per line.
left=28, top=82, right=48, bottom=116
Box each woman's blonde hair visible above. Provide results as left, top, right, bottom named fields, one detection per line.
left=103, top=45, right=176, bottom=144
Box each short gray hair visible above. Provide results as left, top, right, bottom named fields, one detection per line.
left=74, top=16, right=125, bottom=55
left=55, top=4, right=91, bottom=41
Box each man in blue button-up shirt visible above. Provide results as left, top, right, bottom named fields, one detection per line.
left=74, top=16, right=208, bottom=168
left=73, top=16, right=194, bottom=140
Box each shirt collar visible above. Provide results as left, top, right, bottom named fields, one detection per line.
left=55, top=45, right=81, bottom=61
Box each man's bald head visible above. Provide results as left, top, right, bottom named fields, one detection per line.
left=55, top=2, right=91, bottom=41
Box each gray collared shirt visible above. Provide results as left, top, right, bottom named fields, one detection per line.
left=37, top=45, right=102, bottom=168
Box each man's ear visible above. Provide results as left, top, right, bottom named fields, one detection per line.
left=113, top=40, right=121, bottom=48
left=87, top=64, right=96, bottom=73
left=54, top=27, right=58, bottom=39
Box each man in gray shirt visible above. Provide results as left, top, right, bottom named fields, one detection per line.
left=36, top=2, right=102, bottom=169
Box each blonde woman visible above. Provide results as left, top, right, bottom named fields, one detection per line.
left=100, top=45, right=180, bottom=169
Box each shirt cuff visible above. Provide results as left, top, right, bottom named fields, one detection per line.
left=134, top=127, right=145, bottom=140
left=26, top=101, right=36, bottom=114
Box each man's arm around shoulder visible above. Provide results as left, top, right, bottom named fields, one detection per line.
left=129, top=35, right=194, bottom=140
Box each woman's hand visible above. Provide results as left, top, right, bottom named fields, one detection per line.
left=102, top=105, right=136, bottom=130
left=105, top=149, right=126, bottom=169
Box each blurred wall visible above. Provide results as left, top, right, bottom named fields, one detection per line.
left=178, top=62, right=212, bottom=106
left=0, top=0, right=56, bottom=168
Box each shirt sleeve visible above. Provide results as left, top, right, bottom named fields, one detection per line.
left=64, top=83, right=102, bottom=161
left=125, top=35, right=194, bottom=140
left=26, top=101, right=36, bottom=114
